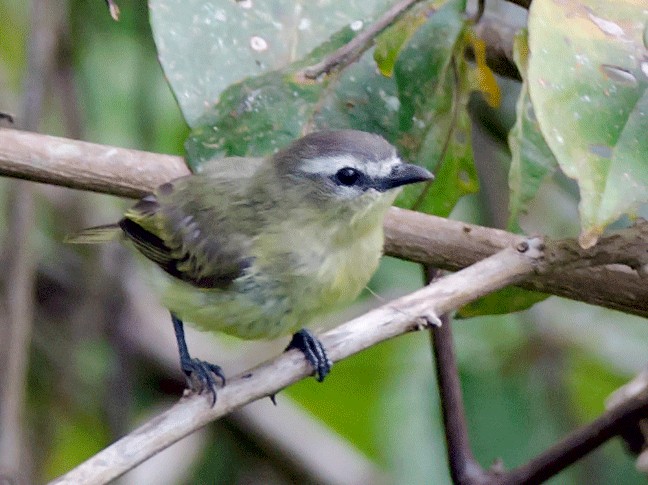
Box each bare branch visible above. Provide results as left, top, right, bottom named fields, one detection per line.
left=495, top=386, right=648, bottom=484
left=298, top=0, right=531, bottom=82
left=384, top=208, right=648, bottom=317
left=48, top=243, right=542, bottom=484
left=104, top=0, right=120, bottom=21
left=0, top=128, right=187, bottom=198
left=426, top=266, right=485, bottom=484
left=1, top=128, right=647, bottom=317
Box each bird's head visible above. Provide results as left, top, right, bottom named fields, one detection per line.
left=271, top=130, right=433, bottom=225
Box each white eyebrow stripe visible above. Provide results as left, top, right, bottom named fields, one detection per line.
left=298, top=155, right=360, bottom=175
left=298, top=155, right=402, bottom=178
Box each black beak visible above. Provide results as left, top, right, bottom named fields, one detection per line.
left=376, top=163, right=434, bottom=191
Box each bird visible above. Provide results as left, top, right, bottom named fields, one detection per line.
left=68, top=129, right=433, bottom=404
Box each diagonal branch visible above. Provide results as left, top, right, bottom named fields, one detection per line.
left=48, top=240, right=543, bottom=485
left=494, top=386, right=648, bottom=484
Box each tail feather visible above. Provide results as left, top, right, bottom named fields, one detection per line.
left=65, top=223, right=122, bottom=244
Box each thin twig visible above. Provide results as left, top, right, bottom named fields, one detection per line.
left=104, top=0, right=120, bottom=21
left=0, top=128, right=647, bottom=317
left=300, top=0, right=426, bottom=79
left=426, top=267, right=486, bottom=485
left=0, top=188, right=36, bottom=483
left=49, top=242, right=543, bottom=484
left=495, top=388, right=648, bottom=484
left=427, top=275, right=648, bottom=485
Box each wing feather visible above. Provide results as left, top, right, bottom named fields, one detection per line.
left=121, top=176, right=253, bottom=289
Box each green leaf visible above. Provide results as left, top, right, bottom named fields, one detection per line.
left=457, top=286, right=550, bottom=318
left=149, top=0, right=392, bottom=126
left=184, top=27, right=356, bottom=169
left=391, top=0, right=478, bottom=216
left=44, top=412, right=109, bottom=479
left=405, top=86, right=478, bottom=217
left=393, top=0, right=466, bottom=135
left=565, top=352, right=627, bottom=423
left=528, top=0, right=648, bottom=247
left=310, top=47, right=403, bottom=136
left=373, top=4, right=430, bottom=77
left=507, top=29, right=558, bottom=232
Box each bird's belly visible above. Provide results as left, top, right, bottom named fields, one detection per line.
left=160, top=277, right=298, bottom=340
left=153, top=228, right=384, bottom=341
left=291, top=227, right=384, bottom=319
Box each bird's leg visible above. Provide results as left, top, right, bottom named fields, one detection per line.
left=286, top=329, right=332, bottom=382
left=171, top=312, right=225, bottom=406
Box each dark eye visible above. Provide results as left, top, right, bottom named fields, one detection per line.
left=335, top=167, right=360, bottom=186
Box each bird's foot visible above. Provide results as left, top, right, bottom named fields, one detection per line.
left=171, top=312, right=225, bottom=406
left=180, top=356, right=225, bottom=407
left=286, top=329, right=331, bottom=382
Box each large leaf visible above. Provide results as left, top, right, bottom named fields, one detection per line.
left=184, top=28, right=357, bottom=168
left=149, top=0, right=390, bottom=126
left=528, top=0, right=648, bottom=248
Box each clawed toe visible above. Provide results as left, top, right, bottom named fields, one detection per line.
left=172, top=313, right=225, bottom=406
left=286, top=329, right=332, bottom=382
left=182, top=358, right=225, bottom=406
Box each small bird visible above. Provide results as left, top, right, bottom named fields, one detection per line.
left=68, top=130, right=433, bottom=404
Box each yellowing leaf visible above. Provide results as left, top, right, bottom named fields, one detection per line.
left=468, top=31, right=501, bottom=108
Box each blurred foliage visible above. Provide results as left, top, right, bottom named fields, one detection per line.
left=1, top=0, right=647, bottom=484
left=456, top=286, right=549, bottom=318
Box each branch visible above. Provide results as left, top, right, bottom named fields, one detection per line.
left=1, top=128, right=647, bottom=317
left=494, top=386, right=648, bottom=484
left=49, top=242, right=542, bottom=484
left=298, top=0, right=530, bottom=82
left=0, top=1, right=64, bottom=481
left=426, top=267, right=484, bottom=484
left=384, top=208, right=648, bottom=317
left=0, top=128, right=187, bottom=198
left=431, top=313, right=648, bottom=485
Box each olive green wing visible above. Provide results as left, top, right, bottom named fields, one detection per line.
left=121, top=177, right=253, bottom=289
